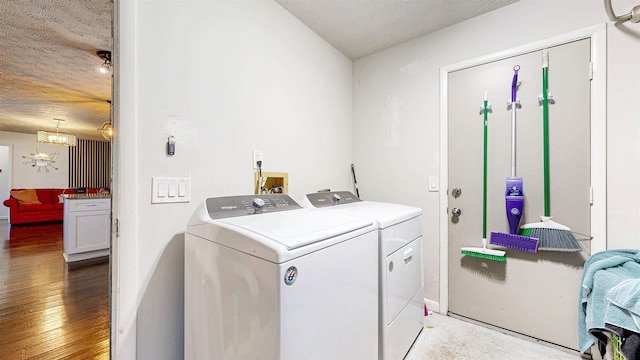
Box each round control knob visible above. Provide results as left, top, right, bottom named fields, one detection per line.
left=253, top=198, right=265, bottom=208
left=332, top=194, right=341, bottom=203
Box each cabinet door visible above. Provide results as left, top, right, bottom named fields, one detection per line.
left=67, top=209, right=110, bottom=253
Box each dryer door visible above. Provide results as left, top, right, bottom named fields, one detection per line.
left=385, top=236, right=423, bottom=324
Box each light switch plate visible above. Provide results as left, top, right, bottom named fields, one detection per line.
left=152, top=177, right=191, bottom=204
left=428, top=176, right=439, bottom=192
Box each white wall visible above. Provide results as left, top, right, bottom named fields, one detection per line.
left=352, top=0, right=640, bottom=305
left=115, top=0, right=640, bottom=357
left=115, top=1, right=353, bottom=358
left=0, top=131, right=69, bottom=189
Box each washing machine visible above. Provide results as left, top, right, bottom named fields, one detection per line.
left=301, top=191, right=424, bottom=360
left=184, top=194, right=379, bottom=360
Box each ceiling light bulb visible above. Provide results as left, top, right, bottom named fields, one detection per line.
left=97, top=50, right=112, bottom=74
left=99, top=122, right=114, bottom=140
left=100, top=61, right=112, bottom=74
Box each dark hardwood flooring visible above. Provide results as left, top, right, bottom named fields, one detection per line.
left=0, top=220, right=109, bottom=359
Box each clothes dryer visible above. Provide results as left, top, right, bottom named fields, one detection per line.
left=301, top=191, right=424, bottom=360
left=185, top=194, right=378, bottom=360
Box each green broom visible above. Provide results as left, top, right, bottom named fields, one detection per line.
left=461, top=92, right=507, bottom=262
left=518, top=49, right=582, bottom=252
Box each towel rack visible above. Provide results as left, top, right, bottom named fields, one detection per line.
left=604, top=0, right=640, bottom=23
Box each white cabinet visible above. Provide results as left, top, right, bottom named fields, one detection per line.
left=63, top=196, right=111, bottom=262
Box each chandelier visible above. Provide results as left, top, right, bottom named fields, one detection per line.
left=37, top=118, right=77, bottom=146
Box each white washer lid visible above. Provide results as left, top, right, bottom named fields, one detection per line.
left=318, top=201, right=421, bottom=229
left=217, top=208, right=374, bottom=250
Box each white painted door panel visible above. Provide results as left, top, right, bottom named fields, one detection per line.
left=447, top=39, right=591, bottom=350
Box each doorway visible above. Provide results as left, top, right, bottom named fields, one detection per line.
left=0, top=1, right=114, bottom=357
left=439, top=25, right=607, bottom=350
left=0, top=145, right=10, bottom=219
left=448, top=39, right=590, bottom=349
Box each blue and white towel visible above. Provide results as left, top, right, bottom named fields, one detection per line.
left=577, top=249, right=640, bottom=354
left=606, top=278, right=640, bottom=333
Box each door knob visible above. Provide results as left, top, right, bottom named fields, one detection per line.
left=452, top=207, right=462, bottom=217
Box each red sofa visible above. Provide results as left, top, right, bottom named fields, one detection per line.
left=3, top=188, right=107, bottom=225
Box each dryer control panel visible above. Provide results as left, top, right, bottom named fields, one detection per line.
left=206, top=194, right=302, bottom=219
left=305, top=191, right=361, bottom=208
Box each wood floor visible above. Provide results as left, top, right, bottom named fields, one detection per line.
left=0, top=220, right=110, bottom=359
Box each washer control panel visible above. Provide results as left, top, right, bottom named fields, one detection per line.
left=305, top=191, right=361, bottom=208
left=206, top=194, right=301, bottom=219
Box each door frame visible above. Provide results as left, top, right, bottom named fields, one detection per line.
left=0, top=144, right=12, bottom=219
left=438, top=24, right=607, bottom=315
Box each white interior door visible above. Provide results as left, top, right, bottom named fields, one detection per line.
left=447, top=39, right=591, bottom=350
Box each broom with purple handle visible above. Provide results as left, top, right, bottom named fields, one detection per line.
left=490, top=65, right=539, bottom=253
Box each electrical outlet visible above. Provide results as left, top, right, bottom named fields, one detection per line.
left=252, top=150, right=264, bottom=170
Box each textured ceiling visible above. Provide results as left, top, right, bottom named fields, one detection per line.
left=0, top=0, right=517, bottom=141
left=276, top=0, right=519, bottom=60
left=0, top=0, right=112, bottom=141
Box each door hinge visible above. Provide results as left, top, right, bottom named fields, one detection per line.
left=589, top=62, right=594, bottom=80
left=589, top=187, right=594, bottom=205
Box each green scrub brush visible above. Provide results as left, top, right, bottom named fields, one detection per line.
left=461, top=92, right=507, bottom=262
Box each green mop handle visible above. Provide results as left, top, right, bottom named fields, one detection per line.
left=542, top=50, right=551, bottom=217
left=483, top=95, right=488, bottom=239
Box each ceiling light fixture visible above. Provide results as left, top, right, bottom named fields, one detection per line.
left=37, top=118, right=77, bottom=146
left=99, top=121, right=113, bottom=140
left=97, top=50, right=112, bottom=74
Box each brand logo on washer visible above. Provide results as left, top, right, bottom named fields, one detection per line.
left=284, top=266, right=297, bottom=286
